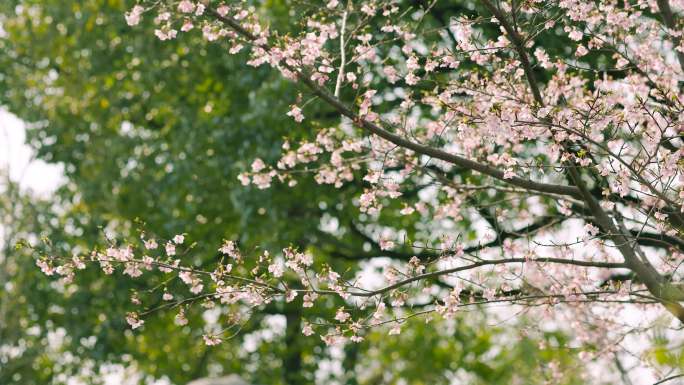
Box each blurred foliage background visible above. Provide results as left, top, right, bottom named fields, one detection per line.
left=0, top=1, right=598, bottom=384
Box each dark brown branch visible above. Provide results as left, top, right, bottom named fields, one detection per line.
left=567, top=164, right=684, bottom=321
left=481, top=0, right=544, bottom=105
left=653, top=373, right=684, bottom=385
left=480, top=0, right=684, bottom=322
left=631, top=231, right=684, bottom=252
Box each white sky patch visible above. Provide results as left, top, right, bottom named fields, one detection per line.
left=0, top=108, right=64, bottom=194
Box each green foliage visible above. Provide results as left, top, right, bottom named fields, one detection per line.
left=358, top=316, right=584, bottom=385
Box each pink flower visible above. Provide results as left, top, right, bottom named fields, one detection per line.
left=36, top=259, right=55, bottom=276
left=285, top=290, right=298, bottom=302
left=177, top=0, right=195, bottom=13
left=286, top=105, right=304, bottom=122
left=72, top=257, right=86, bottom=270
left=202, top=25, right=219, bottom=41
left=126, top=312, right=145, bottom=329
left=123, top=262, right=143, bottom=277
left=190, top=282, right=204, bottom=294
left=219, top=240, right=241, bottom=261
left=229, top=44, right=243, bottom=54
left=251, top=158, right=266, bottom=172
left=237, top=173, right=250, bottom=186
left=379, top=238, right=395, bottom=250
left=234, top=10, right=249, bottom=20
left=216, top=5, right=230, bottom=17
left=203, top=334, right=222, bottom=346
left=361, top=4, right=376, bottom=16
left=125, top=5, right=144, bottom=26
left=567, top=29, right=582, bottom=41
left=302, top=322, right=314, bottom=336
left=180, top=20, right=194, bottom=32
left=268, top=262, right=284, bottom=277
left=302, top=292, right=318, bottom=307
left=383, top=66, right=399, bottom=83
left=584, top=223, right=600, bottom=238
left=144, top=238, right=158, bottom=250
left=335, top=308, right=351, bottom=322
left=154, top=28, right=177, bottom=41
left=156, top=12, right=171, bottom=22
left=575, top=45, right=589, bottom=57
left=173, top=234, right=185, bottom=244
left=175, top=309, right=188, bottom=325
left=165, top=241, right=176, bottom=256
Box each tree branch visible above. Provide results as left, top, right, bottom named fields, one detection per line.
left=346, top=257, right=625, bottom=297
left=207, top=8, right=583, bottom=200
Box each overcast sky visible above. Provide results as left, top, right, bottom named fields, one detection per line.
left=0, top=108, right=63, bottom=194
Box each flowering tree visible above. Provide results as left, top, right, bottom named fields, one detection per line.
left=31, top=0, right=684, bottom=382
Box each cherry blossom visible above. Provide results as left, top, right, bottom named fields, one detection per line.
left=286, top=105, right=304, bottom=122
left=125, top=5, right=144, bottom=26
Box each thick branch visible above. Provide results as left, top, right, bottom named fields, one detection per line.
left=479, top=0, right=684, bottom=321
left=567, top=165, right=684, bottom=321
left=208, top=9, right=583, bottom=200
left=481, top=0, right=544, bottom=106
